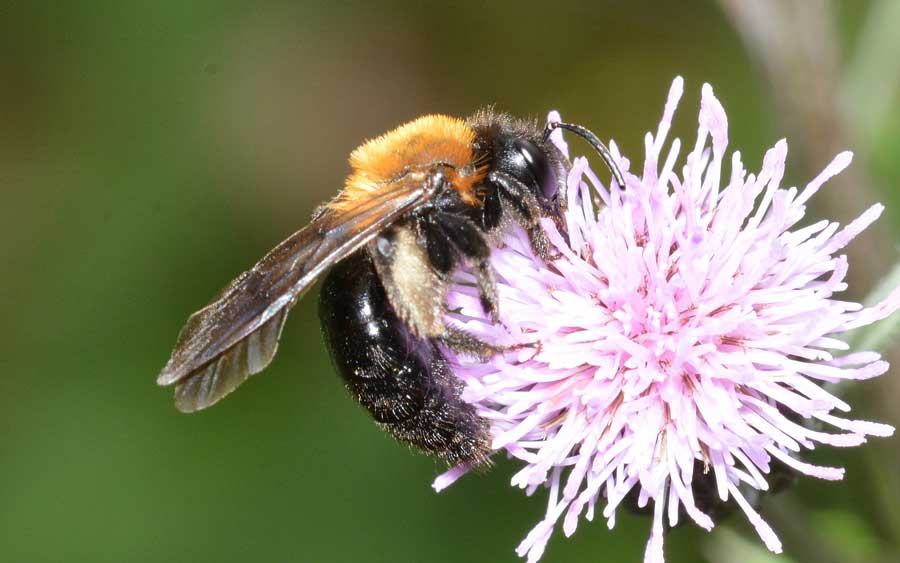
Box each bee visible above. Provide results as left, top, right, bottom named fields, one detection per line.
left=157, top=110, right=624, bottom=467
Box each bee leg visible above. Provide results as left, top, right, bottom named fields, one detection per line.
left=419, top=217, right=457, bottom=276
left=481, top=188, right=503, bottom=231
left=487, top=171, right=553, bottom=260
left=474, top=259, right=499, bottom=323
left=370, top=225, right=450, bottom=339
left=439, top=326, right=505, bottom=360
left=433, top=214, right=499, bottom=322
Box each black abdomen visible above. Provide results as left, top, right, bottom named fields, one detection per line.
left=318, top=250, right=490, bottom=466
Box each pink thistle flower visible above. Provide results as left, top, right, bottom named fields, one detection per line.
left=434, top=77, right=899, bottom=563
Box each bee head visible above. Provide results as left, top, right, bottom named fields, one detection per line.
left=493, top=135, right=561, bottom=206
left=468, top=110, right=569, bottom=217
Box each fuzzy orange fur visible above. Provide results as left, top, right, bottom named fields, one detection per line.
left=329, top=115, right=486, bottom=212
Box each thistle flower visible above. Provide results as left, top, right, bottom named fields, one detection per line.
left=434, top=77, right=899, bottom=563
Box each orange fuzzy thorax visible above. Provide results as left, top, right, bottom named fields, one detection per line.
left=331, top=115, right=485, bottom=211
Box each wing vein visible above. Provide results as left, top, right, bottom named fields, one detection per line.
left=160, top=180, right=433, bottom=412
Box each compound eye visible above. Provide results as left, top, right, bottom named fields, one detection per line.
left=513, top=138, right=558, bottom=199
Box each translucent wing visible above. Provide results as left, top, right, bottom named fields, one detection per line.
left=157, top=180, right=434, bottom=412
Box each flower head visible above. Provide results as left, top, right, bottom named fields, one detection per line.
left=435, top=77, right=899, bottom=563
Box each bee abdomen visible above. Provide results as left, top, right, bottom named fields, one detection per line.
left=318, top=251, right=490, bottom=467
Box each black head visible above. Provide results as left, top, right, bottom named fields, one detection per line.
left=467, top=110, right=569, bottom=216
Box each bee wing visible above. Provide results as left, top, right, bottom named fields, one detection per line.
left=157, top=180, right=433, bottom=412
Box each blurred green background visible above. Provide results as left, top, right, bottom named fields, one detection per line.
left=1, top=1, right=898, bottom=562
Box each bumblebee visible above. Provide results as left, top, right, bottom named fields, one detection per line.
left=157, top=110, right=624, bottom=466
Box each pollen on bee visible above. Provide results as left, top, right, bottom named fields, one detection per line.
left=331, top=115, right=486, bottom=211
